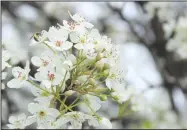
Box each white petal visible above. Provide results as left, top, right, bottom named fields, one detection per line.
left=24, top=60, right=30, bottom=75
left=2, top=83, right=5, bottom=89
left=63, top=20, right=69, bottom=28
left=18, top=113, right=26, bottom=121
left=2, top=72, right=7, bottom=80
left=7, top=78, right=22, bottom=88
left=42, top=80, right=52, bottom=88
left=46, top=108, right=60, bottom=118
left=9, top=115, right=17, bottom=124
left=74, top=43, right=84, bottom=50
left=70, top=32, right=79, bottom=43
left=2, top=61, right=5, bottom=71
left=98, top=117, right=112, bottom=129
left=88, top=118, right=99, bottom=127
left=90, top=29, right=100, bottom=38
left=71, top=13, right=84, bottom=23
left=58, top=28, right=69, bottom=41
left=90, top=99, right=101, bottom=112
left=62, top=41, right=73, bottom=50
left=71, top=120, right=82, bottom=129
left=83, top=22, right=94, bottom=28
left=34, top=96, right=52, bottom=106
left=56, top=116, right=70, bottom=126
left=31, top=56, right=42, bottom=67
left=28, top=103, right=40, bottom=114
left=105, top=78, right=112, bottom=90
left=67, top=54, right=76, bottom=64
left=26, top=115, right=37, bottom=126
left=12, top=67, right=24, bottom=78
left=7, top=124, right=15, bottom=129
left=34, top=72, right=46, bottom=81
left=3, top=50, right=11, bottom=61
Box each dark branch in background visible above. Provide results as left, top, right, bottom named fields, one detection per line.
left=106, top=2, right=185, bottom=116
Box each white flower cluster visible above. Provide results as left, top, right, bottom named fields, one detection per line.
left=1, top=47, right=11, bottom=90
left=5, top=12, right=126, bottom=129
left=166, top=15, right=187, bottom=59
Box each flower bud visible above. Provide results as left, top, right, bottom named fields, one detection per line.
left=74, top=80, right=80, bottom=86
left=96, top=53, right=104, bottom=61
left=112, top=95, right=119, bottom=101
left=99, top=94, right=108, bottom=101
left=84, top=71, right=92, bottom=75
left=103, top=63, right=110, bottom=70
left=89, top=78, right=96, bottom=85
left=64, top=90, right=75, bottom=96
left=96, top=61, right=104, bottom=71
left=103, top=69, right=110, bottom=77
left=110, top=88, right=115, bottom=92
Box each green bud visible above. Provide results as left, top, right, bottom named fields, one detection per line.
left=84, top=71, right=92, bottom=75
left=110, top=88, right=115, bottom=92
left=103, top=69, right=110, bottom=77
left=112, top=95, right=119, bottom=101
left=103, top=63, right=110, bottom=70
left=96, top=53, right=103, bottom=61
left=99, top=94, right=108, bottom=101
left=95, top=61, right=104, bottom=71
left=74, top=80, right=80, bottom=86
left=64, top=90, right=75, bottom=96
left=89, top=78, right=96, bottom=85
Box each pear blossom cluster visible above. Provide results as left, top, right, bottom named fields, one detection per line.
left=5, top=12, right=128, bottom=129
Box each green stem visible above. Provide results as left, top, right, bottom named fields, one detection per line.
left=27, top=80, right=50, bottom=94
left=83, top=98, right=100, bottom=120
left=59, top=71, right=68, bottom=93
left=55, top=96, right=73, bottom=112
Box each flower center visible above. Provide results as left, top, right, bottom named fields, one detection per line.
left=80, top=37, right=86, bottom=44
left=39, top=111, right=45, bottom=116
left=55, top=40, right=63, bottom=47
left=48, top=72, right=55, bottom=81
left=38, top=110, right=46, bottom=119
left=17, top=72, right=22, bottom=78
left=68, top=22, right=76, bottom=30
left=17, top=71, right=25, bottom=80
left=41, top=59, right=49, bottom=66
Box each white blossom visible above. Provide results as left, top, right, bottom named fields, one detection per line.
left=34, top=68, right=68, bottom=88
left=79, top=94, right=101, bottom=113
left=31, top=50, right=54, bottom=71
left=28, top=96, right=60, bottom=125
left=56, top=111, right=98, bottom=129
left=7, top=113, right=34, bottom=129
left=44, top=26, right=73, bottom=51
left=7, top=61, right=30, bottom=88
left=98, top=117, right=112, bottom=129
left=2, top=49, right=11, bottom=71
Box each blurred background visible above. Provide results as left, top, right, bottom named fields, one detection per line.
left=1, top=1, right=187, bottom=129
